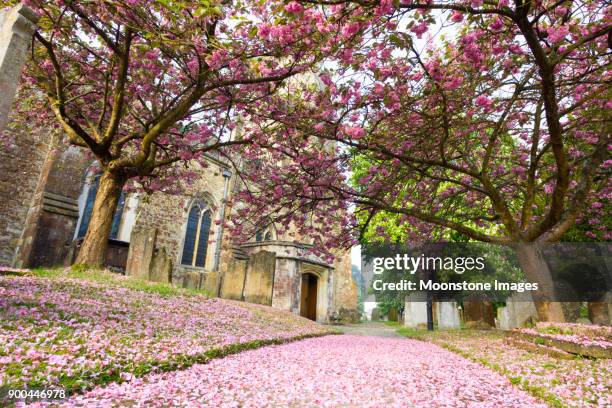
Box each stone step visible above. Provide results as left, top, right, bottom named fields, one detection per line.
left=0, top=267, right=32, bottom=277
left=504, top=337, right=575, bottom=360
left=507, top=331, right=611, bottom=359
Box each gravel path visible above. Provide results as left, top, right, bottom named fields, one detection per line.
left=52, top=335, right=547, bottom=407
left=332, top=322, right=403, bottom=337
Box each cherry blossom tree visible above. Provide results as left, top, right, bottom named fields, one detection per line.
left=15, top=0, right=356, bottom=266
left=234, top=0, right=611, bottom=321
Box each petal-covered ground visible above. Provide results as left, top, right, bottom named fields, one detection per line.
left=400, top=329, right=612, bottom=407
left=517, top=322, right=612, bottom=350
left=0, top=273, right=333, bottom=392
left=53, top=335, right=546, bottom=408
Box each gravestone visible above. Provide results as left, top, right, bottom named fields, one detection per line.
left=0, top=4, right=38, bottom=133
left=589, top=293, right=611, bottom=326
left=182, top=271, right=201, bottom=290
left=202, top=271, right=219, bottom=295
left=404, top=293, right=428, bottom=328
left=463, top=298, right=495, bottom=327
left=436, top=301, right=460, bottom=329
left=497, top=292, right=538, bottom=330
left=588, top=302, right=608, bottom=325
left=242, top=250, right=275, bottom=305
left=562, top=302, right=582, bottom=322
left=220, top=258, right=248, bottom=300
left=126, top=228, right=157, bottom=280
left=149, top=247, right=172, bottom=284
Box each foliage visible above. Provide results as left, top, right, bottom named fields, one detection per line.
left=366, top=242, right=524, bottom=310
left=11, top=0, right=362, bottom=264
left=234, top=0, right=611, bottom=255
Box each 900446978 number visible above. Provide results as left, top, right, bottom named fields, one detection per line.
left=1, top=387, right=67, bottom=402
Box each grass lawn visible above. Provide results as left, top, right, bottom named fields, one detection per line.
left=0, top=268, right=335, bottom=397
left=394, top=327, right=611, bottom=407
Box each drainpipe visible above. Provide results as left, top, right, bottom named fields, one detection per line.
left=213, top=168, right=232, bottom=272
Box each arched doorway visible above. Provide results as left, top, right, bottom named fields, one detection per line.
left=300, top=273, right=318, bottom=321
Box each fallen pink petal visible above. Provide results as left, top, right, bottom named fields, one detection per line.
left=43, top=336, right=547, bottom=408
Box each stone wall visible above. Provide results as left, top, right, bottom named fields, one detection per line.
left=23, top=145, right=90, bottom=267
left=332, top=249, right=359, bottom=312
left=133, top=159, right=231, bottom=285
left=0, top=125, right=52, bottom=266
left=0, top=4, right=38, bottom=133
left=271, top=257, right=301, bottom=313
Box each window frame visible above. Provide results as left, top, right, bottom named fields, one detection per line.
left=181, top=200, right=213, bottom=268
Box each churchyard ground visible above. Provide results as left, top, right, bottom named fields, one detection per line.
left=1, top=268, right=610, bottom=407
left=0, top=268, right=334, bottom=398
left=391, top=323, right=611, bottom=407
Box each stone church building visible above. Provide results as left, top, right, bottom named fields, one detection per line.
left=0, top=125, right=358, bottom=323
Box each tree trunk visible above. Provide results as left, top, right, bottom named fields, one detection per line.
left=75, top=171, right=126, bottom=267
left=514, top=242, right=566, bottom=322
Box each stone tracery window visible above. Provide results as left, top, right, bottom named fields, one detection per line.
left=181, top=201, right=212, bottom=268
left=77, top=173, right=126, bottom=240
left=255, top=227, right=273, bottom=242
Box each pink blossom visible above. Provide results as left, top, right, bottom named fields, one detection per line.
left=61, top=336, right=547, bottom=407
left=547, top=26, right=570, bottom=43
left=410, top=21, right=429, bottom=38
left=475, top=95, right=493, bottom=110
left=345, top=126, right=366, bottom=139
left=490, top=18, right=504, bottom=31
left=341, top=22, right=361, bottom=38
left=284, top=1, right=304, bottom=13
left=450, top=11, right=464, bottom=23
left=257, top=24, right=271, bottom=38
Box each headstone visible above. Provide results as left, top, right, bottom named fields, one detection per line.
left=336, top=307, right=361, bottom=323
left=436, top=301, right=460, bottom=329
left=608, top=292, right=612, bottom=326
left=149, top=247, right=172, bottom=284
left=404, top=293, right=428, bottom=328
left=562, top=302, right=582, bottom=322
left=0, top=4, right=39, bottom=133
left=497, top=292, right=538, bottom=330
left=463, top=298, right=495, bottom=327
left=588, top=293, right=611, bottom=326
left=220, top=258, right=248, bottom=300
left=182, top=271, right=201, bottom=290
left=126, top=228, right=157, bottom=280
left=242, top=250, right=275, bottom=305
left=202, top=271, right=219, bottom=296
left=497, top=306, right=511, bottom=330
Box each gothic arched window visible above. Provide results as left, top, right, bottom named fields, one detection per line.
left=255, top=228, right=273, bottom=242
left=77, top=174, right=126, bottom=240
left=181, top=202, right=212, bottom=268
